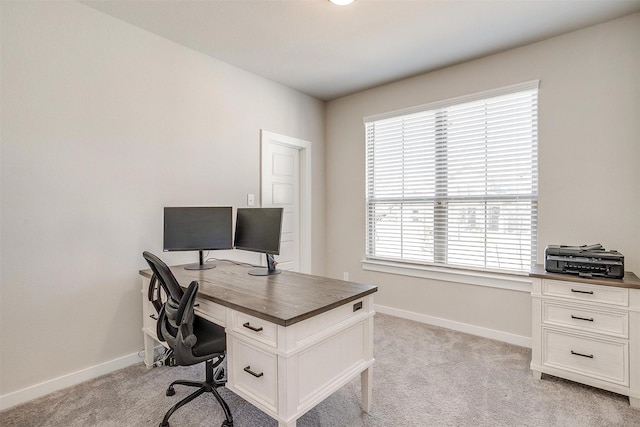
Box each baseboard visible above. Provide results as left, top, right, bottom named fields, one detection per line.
left=374, top=304, right=531, bottom=348
left=0, top=351, right=143, bottom=411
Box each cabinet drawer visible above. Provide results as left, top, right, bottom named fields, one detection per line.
left=195, top=297, right=226, bottom=327
left=542, top=328, right=628, bottom=385
left=230, top=337, right=277, bottom=412
left=231, top=312, right=277, bottom=348
left=542, top=301, right=628, bottom=338
left=542, top=280, right=628, bottom=306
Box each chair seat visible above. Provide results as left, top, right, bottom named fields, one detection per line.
left=192, top=316, right=226, bottom=359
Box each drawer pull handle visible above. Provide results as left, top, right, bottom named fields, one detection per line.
left=571, top=350, right=594, bottom=359
left=571, top=315, right=594, bottom=322
left=150, top=314, right=158, bottom=321
left=243, top=322, right=263, bottom=332
left=243, top=366, right=264, bottom=378
left=571, top=289, right=594, bottom=295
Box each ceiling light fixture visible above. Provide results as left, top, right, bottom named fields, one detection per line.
left=329, top=0, right=355, bottom=5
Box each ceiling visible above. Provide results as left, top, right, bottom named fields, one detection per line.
left=81, top=0, right=640, bottom=101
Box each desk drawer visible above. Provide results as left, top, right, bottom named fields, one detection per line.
left=195, top=298, right=226, bottom=327
left=542, top=328, right=628, bottom=385
left=542, top=301, right=628, bottom=338
left=142, top=279, right=159, bottom=336
left=230, top=337, right=277, bottom=412
left=296, top=297, right=369, bottom=344
left=542, top=280, right=628, bottom=306
left=143, top=299, right=158, bottom=332
left=231, top=312, right=277, bottom=348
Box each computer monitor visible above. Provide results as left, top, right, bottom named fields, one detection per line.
left=163, top=206, right=233, bottom=270
left=234, top=207, right=284, bottom=276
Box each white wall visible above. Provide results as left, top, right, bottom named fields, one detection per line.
left=325, top=14, right=640, bottom=341
left=0, top=1, right=325, bottom=400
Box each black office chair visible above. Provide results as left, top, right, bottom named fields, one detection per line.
left=142, top=251, right=233, bottom=427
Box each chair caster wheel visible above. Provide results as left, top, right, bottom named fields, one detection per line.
left=159, top=422, right=169, bottom=427
left=221, top=422, right=233, bottom=427
left=166, top=386, right=175, bottom=396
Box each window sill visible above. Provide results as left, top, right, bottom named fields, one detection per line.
left=361, top=259, right=532, bottom=293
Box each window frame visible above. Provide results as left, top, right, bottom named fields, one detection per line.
left=363, top=81, right=539, bottom=278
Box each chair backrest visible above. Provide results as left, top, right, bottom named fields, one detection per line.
left=142, top=251, right=184, bottom=301
left=143, top=251, right=185, bottom=345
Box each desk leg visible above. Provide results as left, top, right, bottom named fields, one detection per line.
left=278, top=420, right=296, bottom=427
left=144, top=333, right=156, bottom=368
left=361, top=366, right=373, bottom=413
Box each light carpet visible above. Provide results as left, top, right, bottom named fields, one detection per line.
left=2, top=314, right=639, bottom=426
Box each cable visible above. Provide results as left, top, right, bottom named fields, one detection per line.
left=204, top=257, right=257, bottom=267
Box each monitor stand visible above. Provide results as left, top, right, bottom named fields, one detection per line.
left=248, top=253, right=281, bottom=276
left=184, top=251, right=216, bottom=270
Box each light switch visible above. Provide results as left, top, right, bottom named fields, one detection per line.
left=247, top=194, right=255, bottom=206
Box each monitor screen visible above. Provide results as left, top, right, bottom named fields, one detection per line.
left=163, top=206, right=233, bottom=252
left=234, top=208, right=283, bottom=255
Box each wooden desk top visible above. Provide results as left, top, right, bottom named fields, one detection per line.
left=140, top=261, right=378, bottom=327
left=529, top=264, right=640, bottom=290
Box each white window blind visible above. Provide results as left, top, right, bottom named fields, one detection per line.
left=365, top=82, right=538, bottom=273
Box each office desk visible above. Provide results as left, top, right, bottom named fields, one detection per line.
left=139, top=262, right=377, bottom=427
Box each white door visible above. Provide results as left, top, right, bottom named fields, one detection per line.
left=261, top=131, right=311, bottom=273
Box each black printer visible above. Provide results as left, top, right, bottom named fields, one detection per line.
left=544, top=244, right=624, bottom=279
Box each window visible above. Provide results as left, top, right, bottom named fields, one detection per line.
left=365, top=81, right=538, bottom=273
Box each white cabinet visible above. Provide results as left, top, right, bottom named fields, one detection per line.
left=530, top=266, right=640, bottom=408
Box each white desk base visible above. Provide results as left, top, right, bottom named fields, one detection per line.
left=141, top=277, right=375, bottom=426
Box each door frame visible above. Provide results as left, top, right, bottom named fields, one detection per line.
left=260, top=130, right=312, bottom=274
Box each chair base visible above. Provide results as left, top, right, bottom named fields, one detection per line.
left=160, top=358, right=233, bottom=427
